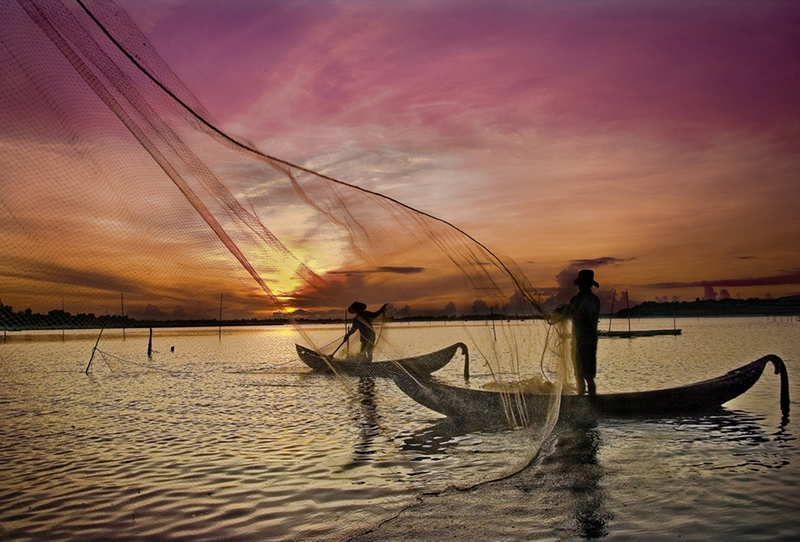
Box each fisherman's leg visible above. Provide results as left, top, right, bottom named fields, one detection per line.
left=575, top=349, right=588, bottom=396
left=575, top=368, right=587, bottom=395
left=360, top=341, right=374, bottom=362
left=581, top=345, right=598, bottom=398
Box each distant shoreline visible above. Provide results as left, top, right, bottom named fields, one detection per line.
left=615, top=295, right=800, bottom=319
left=2, top=295, right=798, bottom=332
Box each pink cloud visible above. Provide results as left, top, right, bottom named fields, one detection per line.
left=124, top=1, right=800, bottom=153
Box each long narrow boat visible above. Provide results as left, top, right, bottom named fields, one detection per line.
left=599, top=329, right=682, bottom=338
left=296, top=342, right=469, bottom=378
left=391, top=354, right=789, bottom=428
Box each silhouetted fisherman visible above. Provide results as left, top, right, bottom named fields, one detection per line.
left=340, top=302, right=388, bottom=361
left=555, top=270, right=600, bottom=397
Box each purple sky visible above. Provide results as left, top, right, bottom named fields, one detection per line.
left=4, top=0, right=799, bottom=317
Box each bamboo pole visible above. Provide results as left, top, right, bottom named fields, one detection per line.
left=218, top=294, right=223, bottom=341
left=625, top=290, right=631, bottom=332
left=608, top=289, right=616, bottom=332
left=85, top=327, right=104, bottom=374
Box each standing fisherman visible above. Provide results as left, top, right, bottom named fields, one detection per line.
left=555, top=270, right=600, bottom=397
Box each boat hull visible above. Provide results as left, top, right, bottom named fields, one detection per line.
left=599, top=329, right=682, bottom=338
left=296, top=342, right=469, bottom=378
left=391, top=354, right=789, bottom=428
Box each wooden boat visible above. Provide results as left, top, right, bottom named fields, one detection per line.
left=599, top=329, right=682, bottom=338
left=296, top=342, right=469, bottom=378
left=391, top=354, right=789, bottom=428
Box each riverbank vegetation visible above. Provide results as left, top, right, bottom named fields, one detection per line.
left=2, top=296, right=798, bottom=331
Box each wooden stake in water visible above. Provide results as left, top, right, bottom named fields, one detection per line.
left=625, top=290, right=632, bottom=333
left=147, top=327, right=153, bottom=358
left=608, top=289, right=616, bottom=332
left=218, top=294, right=223, bottom=341
left=85, top=327, right=104, bottom=374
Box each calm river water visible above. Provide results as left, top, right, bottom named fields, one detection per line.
left=1, top=317, right=798, bottom=541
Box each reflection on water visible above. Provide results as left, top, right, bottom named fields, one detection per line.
left=352, top=377, right=380, bottom=463
left=663, top=409, right=771, bottom=444
left=0, top=319, right=798, bottom=541
left=398, top=418, right=474, bottom=458
left=557, top=422, right=610, bottom=539
left=510, top=419, right=611, bottom=539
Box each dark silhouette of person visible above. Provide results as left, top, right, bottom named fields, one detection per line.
left=342, top=302, right=388, bottom=361
left=555, top=270, right=600, bottom=397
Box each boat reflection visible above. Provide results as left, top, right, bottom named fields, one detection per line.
left=396, top=417, right=478, bottom=459
left=647, top=408, right=776, bottom=445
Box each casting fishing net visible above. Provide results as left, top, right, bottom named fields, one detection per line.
left=0, top=1, right=576, bottom=540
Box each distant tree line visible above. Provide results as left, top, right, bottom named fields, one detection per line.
left=0, top=303, right=289, bottom=331
left=617, top=295, right=800, bottom=318
left=0, top=300, right=543, bottom=331
left=2, top=295, right=798, bottom=331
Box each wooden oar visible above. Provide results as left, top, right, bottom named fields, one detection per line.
left=331, top=327, right=353, bottom=356
left=331, top=340, right=346, bottom=356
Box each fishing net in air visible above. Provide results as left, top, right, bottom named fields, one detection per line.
left=0, top=1, right=576, bottom=540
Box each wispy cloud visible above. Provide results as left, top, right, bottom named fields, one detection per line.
left=329, top=266, right=424, bottom=275
left=569, top=257, right=632, bottom=269
left=649, top=271, right=800, bottom=289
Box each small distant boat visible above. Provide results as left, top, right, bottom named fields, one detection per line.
left=598, top=329, right=682, bottom=338
left=391, top=354, right=789, bottom=428
left=296, top=342, right=469, bottom=378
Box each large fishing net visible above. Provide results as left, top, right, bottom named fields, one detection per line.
left=0, top=1, right=576, bottom=540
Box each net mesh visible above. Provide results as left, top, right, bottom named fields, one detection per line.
left=0, top=1, right=575, bottom=539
